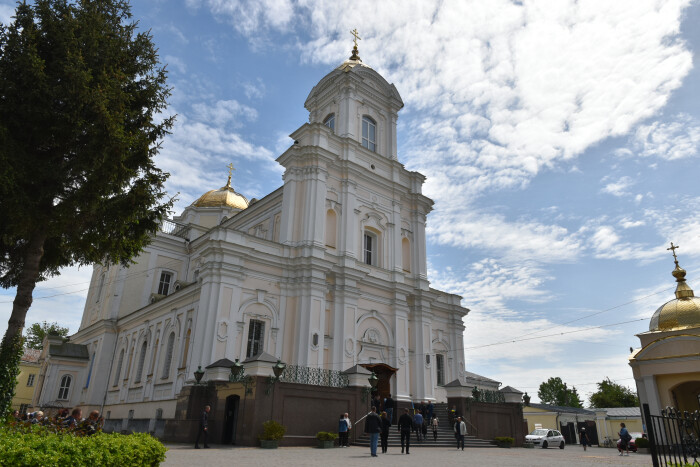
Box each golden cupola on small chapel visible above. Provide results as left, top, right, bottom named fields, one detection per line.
left=648, top=243, right=700, bottom=332
left=192, top=164, right=249, bottom=211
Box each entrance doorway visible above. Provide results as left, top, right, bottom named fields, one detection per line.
left=222, top=395, right=239, bottom=444
left=359, top=363, right=397, bottom=401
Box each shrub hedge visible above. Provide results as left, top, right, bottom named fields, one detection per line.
left=0, top=425, right=166, bottom=466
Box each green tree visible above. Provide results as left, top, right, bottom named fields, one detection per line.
left=24, top=321, right=70, bottom=350
left=538, top=377, right=583, bottom=408
left=589, top=378, right=639, bottom=408
left=0, top=0, right=173, bottom=417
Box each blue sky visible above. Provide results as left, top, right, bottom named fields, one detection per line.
left=1, top=0, right=699, bottom=403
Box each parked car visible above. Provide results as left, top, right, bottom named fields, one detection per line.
left=617, top=432, right=644, bottom=452
left=526, top=428, right=566, bottom=449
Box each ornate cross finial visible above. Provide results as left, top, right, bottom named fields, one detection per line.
left=226, top=163, right=235, bottom=188
left=351, top=28, right=361, bottom=47
left=349, top=28, right=361, bottom=61
left=668, top=242, right=680, bottom=263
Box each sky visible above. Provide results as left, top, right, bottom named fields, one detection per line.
left=1, top=0, right=700, bottom=404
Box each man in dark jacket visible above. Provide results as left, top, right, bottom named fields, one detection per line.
left=397, top=408, right=413, bottom=454
left=195, top=405, right=211, bottom=449
left=384, top=394, right=395, bottom=424
left=364, top=406, right=382, bottom=457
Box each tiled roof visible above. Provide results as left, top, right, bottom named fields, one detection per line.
left=464, top=371, right=500, bottom=384
left=500, top=385, right=523, bottom=394
left=21, top=348, right=40, bottom=363
left=594, top=407, right=641, bottom=417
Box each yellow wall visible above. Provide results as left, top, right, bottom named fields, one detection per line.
left=656, top=372, right=700, bottom=410
left=601, top=418, right=644, bottom=439
left=523, top=411, right=558, bottom=433
left=12, top=362, right=39, bottom=411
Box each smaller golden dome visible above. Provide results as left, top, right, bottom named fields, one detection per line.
left=649, top=245, right=700, bottom=332
left=192, top=176, right=248, bottom=210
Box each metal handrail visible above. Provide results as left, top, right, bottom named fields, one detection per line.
left=463, top=419, right=478, bottom=437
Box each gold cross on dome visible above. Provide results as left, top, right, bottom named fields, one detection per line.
left=351, top=28, right=361, bottom=47
left=667, top=242, right=680, bottom=262
left=226, top=163, right=235, bottom=187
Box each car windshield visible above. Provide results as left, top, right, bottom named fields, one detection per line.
left=530, top=429, right=548, bottom=436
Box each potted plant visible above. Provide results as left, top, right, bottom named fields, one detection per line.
left=635, top=437, right=650, bottom=454
left=316, top=431, right=338, bottom=449
left=494, top=436, right=514, bottom=448
left=258, top=420, right=286, bottom=449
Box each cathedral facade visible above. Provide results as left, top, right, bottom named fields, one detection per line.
left=32, top=48, right=471, bottom=437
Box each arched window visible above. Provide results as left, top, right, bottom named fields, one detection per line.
left=180, top=329, right=191, bottom=368
left=113, top=349, right=124, bottom=386
left=135, top=341, right=148, bottom=383
left=325, top=209, right=337, bottom=248
left=402, top=237, right=411, bottom=272
left=436, top=354, right=445, bottom=386
left=362, top=116, right=376, bottom=152
left=323, top=113, right=335, bottom=132
left=57, top=375, right=72, bottom=400
left=96, top=273, right=105, bottom=303
left=246, top=320, right=265, bottom=358
left=125, top=345, right=134, bottom=381
left=149, top=338, right=159, bottom=375
left=162, top=332, right=175, bottom=379
left=363, top=230, right=379, bottom=266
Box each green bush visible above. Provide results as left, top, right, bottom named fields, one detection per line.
left=635, top=437, right=649, bottom=448
left=316, top=431, right=338, bottom=441
left=0, top=425, right=166, bottom=466
left=494, top=436, right=514, bottom=446
left=258, top=420, right=286, bottom=441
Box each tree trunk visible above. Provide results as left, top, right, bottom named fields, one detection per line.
left=2, top=231, right=47, bottom=346
left=0, top=231, right=46, bottom=417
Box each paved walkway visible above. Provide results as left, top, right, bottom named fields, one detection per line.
left=163, top=444, right=653, bottom=466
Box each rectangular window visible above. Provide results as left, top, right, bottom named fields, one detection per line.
left=19, top=403, right=29, bottom=414
left=158, top=272, right=172, bottom=296
left=364, top=233, right=373, bottom=265
left=26, top=374, right=35, bottom=387
left=436, top=354, right=445, bottom=386
left=246, top=320, right=265, bottom=358
left=362, top=117, right=376, bottom=152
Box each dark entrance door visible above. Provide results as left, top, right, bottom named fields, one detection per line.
left=359, top=363, right=397, bottom=401
left=560, top=421, right=576, bottom=444
left=222, top=395, right=239, bottom=444
left=577, top=420, right=598, bottom=445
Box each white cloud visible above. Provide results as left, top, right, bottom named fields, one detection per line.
left=164, top=55, right=187, bottom=74
left=191, top=99, right=258, bottom=127
left=0, top=3, right=14, bottom=25
left=243, top=79, right=266, bottom=99
left=631, top=113, right=700, bottom=160
left=619, top=217, right=645, bottom=229
left=600, top=176, right=635, bottom=197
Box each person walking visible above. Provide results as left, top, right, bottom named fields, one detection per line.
left=398, top=408, right=413, bottom=454
left=454, top=416, right=467, bottom=450
left=338, top=413, right=349, bottom=448
left=194, top=405, right=211, bottom=449
left=343, top=412, right=352, bottom=446
left=384, top=393, right=395, bottom=424
left=413, top=410, right=424, bottom=442
left=580, top=427, right=590, bottom=452
left=427, top=400, right=434, bottom=421
left=380, top=411, right=391, bottom=454
left=364, top=406, right=382, bottom=457
left=619, top=422, right=631, bottom=456
left=431, top=416, right=439, bottom=442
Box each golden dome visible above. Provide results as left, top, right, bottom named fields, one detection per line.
left=649, top=247, right=700, bottom=332
left=192, top=175, right=248, bottom=210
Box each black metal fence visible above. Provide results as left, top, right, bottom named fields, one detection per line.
left=643, top=403, right=700, bottom=467
left=279, top=364, right=349, bottom=388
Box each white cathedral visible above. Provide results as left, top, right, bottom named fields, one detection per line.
left=33, top=44, right=477, bottom=427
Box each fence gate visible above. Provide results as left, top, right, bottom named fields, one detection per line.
left=643, top=403, right=700, bottom=467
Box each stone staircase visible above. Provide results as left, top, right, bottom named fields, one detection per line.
left=353, top=403, right=495, bottom=448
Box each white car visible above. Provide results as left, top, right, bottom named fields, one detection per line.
left=525, top=428, right=566, bottom=449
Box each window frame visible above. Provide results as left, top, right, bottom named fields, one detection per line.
left=113, top=349, right=124, bottom=387
left=161, top=332, right=176, bottom=379
left=436, top=354, right=445, bottom=386
left=135, top=341, right=148, bottom=384
left=26, top=373, right=35, bottom=387
left=362, top=115, right=376, bottom=152
left=157, top=271, right=174, bottom=296
left=363, top=231, right=378, bottom=266
left=246, top=319, right=265, bottom=358
left=57, top=374, right=72, bottom=400
left=323, top=113, right=335, bottom=132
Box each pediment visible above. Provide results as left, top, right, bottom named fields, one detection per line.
left=635, top=334, right=700, bottom=360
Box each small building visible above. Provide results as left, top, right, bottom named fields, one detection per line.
left=522, top=403, right=596, bottom=445
left=593, top=407, right=643, bottom=442
left=13, top=348, right=41, bottom=414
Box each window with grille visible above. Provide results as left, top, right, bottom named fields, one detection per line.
left=26, top=374, right=35, bottom=387
left=436, top=354, right=445, bottom=386
left=246, top=320, right=265, bottom=358
left=162, top=332, right=175, bottom=379
left=362, top=116, right=376, bottom=151
left=158, top=271, right=173, bottom=296
left=57, top=375, right=72, bottom=400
